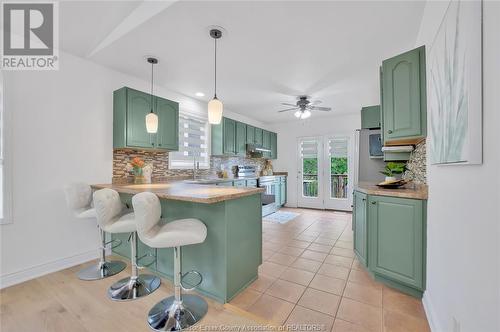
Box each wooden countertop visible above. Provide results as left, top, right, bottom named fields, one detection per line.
left=91, top=181, right=264, bottom=204
left=355, top=182, right=428, bottom=200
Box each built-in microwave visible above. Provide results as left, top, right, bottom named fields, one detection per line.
left=369, top=133, right=383, bottom=158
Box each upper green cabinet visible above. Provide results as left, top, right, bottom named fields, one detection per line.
left=353, top=191, right=368, bottom=266
left=361, top=105, right=381, bottom=129
left=212, top=117, right=277, bottom=159
left=381, top=46, right=427, bottom=144
left=114, top=87, right=179, bottom=151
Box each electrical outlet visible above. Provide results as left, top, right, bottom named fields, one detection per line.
left=452, top=317, right=461, bottom=332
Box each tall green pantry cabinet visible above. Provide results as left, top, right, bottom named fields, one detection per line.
left=113, top=87, right=179, bottom=150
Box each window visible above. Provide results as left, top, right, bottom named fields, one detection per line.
left=0, top=70, right=11, bottom=224
left=169, top=111, right=210, bottom=169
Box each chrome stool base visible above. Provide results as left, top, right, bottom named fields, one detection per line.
left=77, top=260, right=126, bottom=281
left=147, top=294, right=208, bottom=331
left=108, top=274, right=161, bottom=301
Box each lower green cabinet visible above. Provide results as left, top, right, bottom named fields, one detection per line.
left=353, top=191, right=368, bottom=266
left=353, top=191, right=426, bottom=297
left=279, top=177, right=286, bottom=206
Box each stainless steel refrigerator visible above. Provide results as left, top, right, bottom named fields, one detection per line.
left=353, top=129, right=386, bottom=186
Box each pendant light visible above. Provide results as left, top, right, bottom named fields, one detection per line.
left=208, top=29, right=223, bottom=124
left=145, top=57, right=159, bottom=133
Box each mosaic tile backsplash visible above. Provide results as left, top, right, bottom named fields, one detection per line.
left=403, top=141, right=427, bottom=184
left=113, top=149, right=267, bottom=182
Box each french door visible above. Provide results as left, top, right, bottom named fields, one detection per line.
left=297, top=135, right=353, bottom=211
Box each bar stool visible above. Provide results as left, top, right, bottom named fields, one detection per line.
left=93, top=188, right=161, bottom=301
left=64, top=183, right=126, bottom=280
left=132, top=192, right=208, bottom=331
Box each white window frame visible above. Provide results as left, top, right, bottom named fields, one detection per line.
left=169, top=110, right=211, bottom=170
left=0, top=70, right=12, bottom=225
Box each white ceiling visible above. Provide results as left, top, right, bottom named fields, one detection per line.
left=60, top=1, right=426, bottom=124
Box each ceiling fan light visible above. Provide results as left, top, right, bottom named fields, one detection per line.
left=146, top=112, right=159, bottom=133
left=294, top=110, right=302, bottom=118
left=208, top=97, right=223, bottom=124
left=301, top=110, right=311, bottom=119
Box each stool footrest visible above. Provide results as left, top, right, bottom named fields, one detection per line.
left=104, top=238, right=122, bottom=250
left=180, top=270, right=203, bottom=291
left=136, top=252, right=156, bottom=269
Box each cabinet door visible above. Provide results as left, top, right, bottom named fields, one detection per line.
left=353, top=191, right=368, bottom=266
left=270, top=132, right=278, bottom=159
left=280, top=180, right=286, bottom=206
left=155, top=97, right=179, bottom=150
left=235, top=121, right=247, bottom=156
left=262, top=130, right=271, bottom=158
left=246, top=125, right=255, bottom=144
left=368, top=195, right=424, bottom=289
left=361, top=106, right=381, bottom=129
left=254, top=128, right=263, bottom=145
left=126, top=89, right=154, bottom=148
left=223, top=118, right=236, bottom=155
left=234, top=180, right=246, bottom=187
left=274, top=182, right=281, bottom=207
left=381, top=46, right=426, bottom=142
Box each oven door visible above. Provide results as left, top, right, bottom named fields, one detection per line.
left=260, top=181, right=277, bottom=216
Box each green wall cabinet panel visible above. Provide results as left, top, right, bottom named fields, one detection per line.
left=270, top=132, right=278, bottom=159
left=223, top=118, right=236, bottom=155
left=236, top=121, right=247, bottom=156
left=113, top=87, right=179, bottom=151
left=353, top=191, right=368, bottom=266
left=262, top=130, right=271, bottom=158
left=368, top=195, right=425, bottom=291
left=361, top=105, right=381, bottom=129
left=254, top=128, right=263, bottom=146
left=155, top=97, right=179, bottom=150
left=381, top=46, right=427, bottom=143
left=246, top=125, right=255, bottom=145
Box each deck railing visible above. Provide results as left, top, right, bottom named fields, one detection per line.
left=302, top=174, right=348, bottom=198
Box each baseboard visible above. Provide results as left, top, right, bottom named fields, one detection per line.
left=423, top=291, right=443, bottom=332
left=0, top=249, right=103, bottom=289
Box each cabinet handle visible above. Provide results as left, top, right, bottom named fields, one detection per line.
left=371, top=201, right=377, bottom=205
left=387, top=129, right=393, bottom=134
left=362, top=198, right=366, bottom=201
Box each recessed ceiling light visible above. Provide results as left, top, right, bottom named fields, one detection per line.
left=195, top=92, right=205, bottom=97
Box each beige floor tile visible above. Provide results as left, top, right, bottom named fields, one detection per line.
left=263, top=242, right=283, bottom=252
left=330, top=247, right=355, bottom=258
left=262, top=249, right=275, bottom=261
left=247, top=294, right=295, bottom=325
left=249, top=274, right=276, bottom=292
left=288, top=240, right=311, bottom=249
left=259, top=261, right=287, bottom=278
left=295, top=234, right=318, bottom=242
left=285, top=305, right=335, bottom=332
left=351, top=258, right=363, bottom=271
left=265, top=279, right=306, bottom=303
left=307, top=243, right=333, bottom=253
left=279, top=267, right=315, bottom=286
left=382, top=287, right=427, bottom=320
left=335, top=240, right=354, bottom=250
left=229, top=288, right=262, bottom=310
left=343, top=282, right=382, bottom=307
left=337, top=298, right=382, bottom=332
left=348, top=269, right=383, bottom=289
left=309, top=274, right=346, bottom=296
left=290, top=258, right=322, bottom=273
left=298, top=288, right=340, bottom=316
left=301, top=250, right=328, bottom=262
left=383, top=309, right=430, bottom=332
left=317, top=263, right=350, bottom=280
left=324, top=255, right=354, bottom=268
left=332, top=319, right=373, bottom=332
left=278, top=246, right=305, bottom=257
left=314, top=237, right=338, bottom=246
left=267, top=252, right=297, bottom=266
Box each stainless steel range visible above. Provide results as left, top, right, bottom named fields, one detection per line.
left=236, top=165, right=277, bottom=217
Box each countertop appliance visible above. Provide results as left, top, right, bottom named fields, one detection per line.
left=237, top=165, right=278, bottom=217
left=236, top=165, right=258, bottom=178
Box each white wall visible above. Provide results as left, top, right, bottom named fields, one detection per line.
left=0, top=50, right=268, bottom=287
left=416, top=2, right=500, bottom=332
left=268, top=113, right=360, bottom=208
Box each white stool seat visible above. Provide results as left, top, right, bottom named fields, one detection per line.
left=145, top=218, right=207, bottom=248
left=102, top=211, right=136, bottom=234
left=75, top=207, right=96, bottom=219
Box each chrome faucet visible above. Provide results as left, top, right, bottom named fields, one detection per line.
left=193, top=157, right=200, bottom=180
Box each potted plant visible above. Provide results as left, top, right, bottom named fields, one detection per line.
left=380, top=162, right=406, bottom=182
left=126, top=157, right=153, bottom=184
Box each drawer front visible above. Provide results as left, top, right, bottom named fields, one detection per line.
left=234, top=180, right=246, bottom=187
left=246, top=179, right=258, bottom=187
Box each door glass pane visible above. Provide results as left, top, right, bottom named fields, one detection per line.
left=329, top=138, right=348, bottom=198
left=300, top=139, right=319, bottom=197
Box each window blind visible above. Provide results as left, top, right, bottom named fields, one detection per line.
left=300, top=140, right=319, bottom=158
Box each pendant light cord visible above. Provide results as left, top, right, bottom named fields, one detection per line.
left=214, top=37, right=217, bottom=98
left=150, top=61, right=154, bottom=113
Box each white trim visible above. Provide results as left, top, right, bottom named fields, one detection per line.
left=422, top=291, right=442, bottom=332
left=0, top=249, right=102, bottom=289
left=0, top=70, right=12, bottom=225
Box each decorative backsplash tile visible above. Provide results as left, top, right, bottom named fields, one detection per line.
left=403, top=141, right=427, bottom=184
left=113, top=149, right=268, bottom=181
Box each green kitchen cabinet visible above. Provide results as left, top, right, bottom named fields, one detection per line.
left=235, top=122, right=247, bottom=156
left=233, top=180, right=246, bottom=187
left=223, top=118, right=237, bottom=155
left=155, top=96, right=179, bottom=150
left=353, top=191, right=368, bottom=266
left=274, top=181, right=281, bottom=208
left=279, top=177, right=286, bottom=206
left=368, top=195, right=425, bottom=294
left=246, top=125, right=255, bottom=144
left=254, top=128, right=263, bottom=146
left=262, top=130, right=271, bottom=158
left=361, top=105, right=381, bottom=129
left=381, top=46, right=427, bottom=144
left=270, top=132, right=278, bottom=159
left=113, top=87, right=179, bottom=150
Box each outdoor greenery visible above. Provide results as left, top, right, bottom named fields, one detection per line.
left=302, top=157, right=348, bottom=175
left=380, top=162, right=406, bottom=177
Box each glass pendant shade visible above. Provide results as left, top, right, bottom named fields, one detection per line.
left=302, top=110, right=311, bottom=119
left=146, top=112, right=158, bottom=133
left=208, top=97, right=223, bottom=124
left=294, top=110, right=302, bottom=118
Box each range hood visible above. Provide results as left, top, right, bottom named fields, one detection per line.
left=246, top=144, right=271, bottom=157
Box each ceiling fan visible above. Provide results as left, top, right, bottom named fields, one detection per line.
left=278, top=96, right=331, bottom=119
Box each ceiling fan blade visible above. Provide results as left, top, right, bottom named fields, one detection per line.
left=278, top=107, right=299, bottom=113
left=311, top=100, right=322, bottom=105
left=309, top=106, right=331, bottom=111
left=281, top=103, right=297, bottom=107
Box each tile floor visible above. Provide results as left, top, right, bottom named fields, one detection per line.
left=230, top=208, right=430, bottom=332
